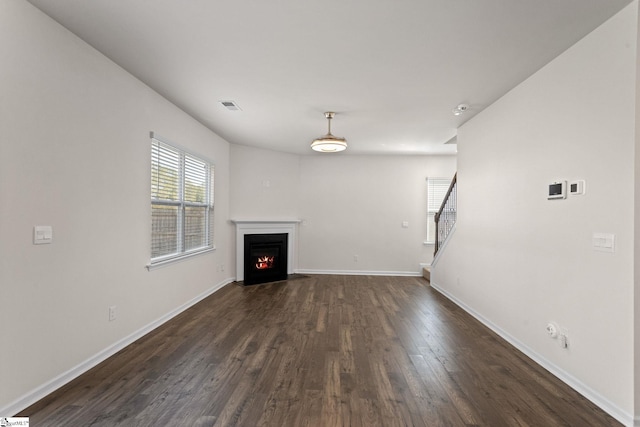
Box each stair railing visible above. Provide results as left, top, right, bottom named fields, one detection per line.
left=434, top=173, right=457, bottom=256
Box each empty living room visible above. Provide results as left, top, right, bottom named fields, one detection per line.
left=2, top=0, right=640, bottom=426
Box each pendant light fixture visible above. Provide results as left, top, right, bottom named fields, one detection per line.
left=311, top=112, right=347, bottom=152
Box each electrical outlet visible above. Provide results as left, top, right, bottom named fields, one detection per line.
left=353, top=255, right=358, bottom=262
left=546, top=322, right=559, bottom=338
left=109, top=305, right=117, bottom=322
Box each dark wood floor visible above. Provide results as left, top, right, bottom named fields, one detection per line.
left=21, top=275, right=620, bottom=426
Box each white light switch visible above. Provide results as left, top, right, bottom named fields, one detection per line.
left=593, top=233, right=614, bottom=253
left=34, top=225, right=53, bottom=245
left=402, top=221, right=409, bottom=228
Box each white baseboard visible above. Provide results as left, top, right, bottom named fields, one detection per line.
left=430, top=280, right=635, bottom=427
left=2, top=277, right=234, bottom=417
left=295, top=269, right=422, bottom=277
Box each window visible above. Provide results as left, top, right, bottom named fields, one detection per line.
left=426, top=177, right=450, bottom=244
left=150, top=134, right=214, bottom=265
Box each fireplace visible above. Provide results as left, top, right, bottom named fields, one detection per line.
left=232, top=220, right=299, bottom=282
left=243, top=233, right=288, bottom=285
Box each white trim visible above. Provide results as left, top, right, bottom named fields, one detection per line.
left=232, top=220, right=300, bottom=281
left=429, top=280, right=635, bottom=427
left=147, top=247, right=216, bottom=270
left=296, top=269, right=422, bottom=277
left=1, top=277, right=234, bottom=417
left=231, top=220, right=301, bottom=224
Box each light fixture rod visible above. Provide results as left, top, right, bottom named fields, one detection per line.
left=325, top=112, right=334, bottom=134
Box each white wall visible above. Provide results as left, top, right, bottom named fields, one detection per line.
left=230, top=146, right=456, bottom=276
left=230, top=144, right=301, bottom=220
left=433, top=3, right=637, bottom=423
left=0, top=0, right=232, bottom=413
left=298, top=155, right=456, bottom=275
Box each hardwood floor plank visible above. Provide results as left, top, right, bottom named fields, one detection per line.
left=408, top=354, right=469, bottom=426
left=293, top=389, right=323, bottom=427
left=339, top=325, right=355, bottom=375
left=19, top=275, right=622, bottom=426
left=320, top=352, right=342, bottom=426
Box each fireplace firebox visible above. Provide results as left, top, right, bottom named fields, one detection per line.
left=243, top=233, right=288, bottom=285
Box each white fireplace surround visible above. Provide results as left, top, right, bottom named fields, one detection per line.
left=232, top=220, right=300, bottom=281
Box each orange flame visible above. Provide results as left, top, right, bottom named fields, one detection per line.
left=255, top=256, right=275, bottom=270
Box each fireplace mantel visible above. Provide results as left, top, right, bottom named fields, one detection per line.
left=231, top=220, right=300, bottom=281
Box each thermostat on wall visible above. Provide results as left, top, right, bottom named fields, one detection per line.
left=548, top=181, right=567, bottom=200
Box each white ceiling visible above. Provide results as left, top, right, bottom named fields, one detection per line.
left=27, top=0, right=631, bottom=155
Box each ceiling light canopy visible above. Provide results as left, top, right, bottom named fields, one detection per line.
left=311, top=112, right=347, bottom=153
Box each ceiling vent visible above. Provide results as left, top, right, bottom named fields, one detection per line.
left=219, top=100, right=241, bottom=111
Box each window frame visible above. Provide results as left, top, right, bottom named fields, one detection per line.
left=425, top=177, right=450, bottom=245
left=149, top=133, right=215, bottom=268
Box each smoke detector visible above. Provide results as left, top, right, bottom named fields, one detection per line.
left=452, top=103, right=469, bottom=116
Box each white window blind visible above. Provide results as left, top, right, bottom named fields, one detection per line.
left=151, top=134, right=214, bottom=265
left=426, top=177, right=450, bottom=244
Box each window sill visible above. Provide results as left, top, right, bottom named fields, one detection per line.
left=147, top=247, right=216, bottom=271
